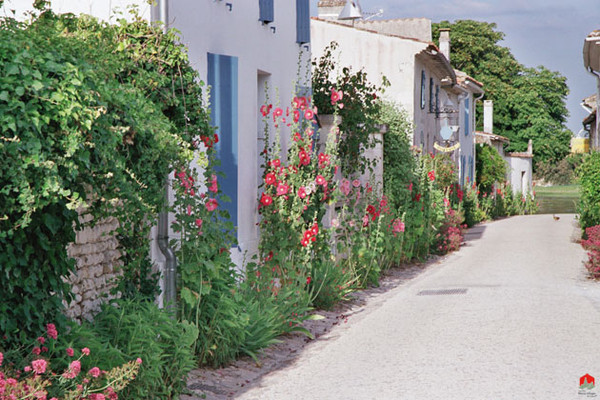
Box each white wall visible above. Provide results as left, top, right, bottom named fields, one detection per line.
left=506, top=156, right=533, bottom=195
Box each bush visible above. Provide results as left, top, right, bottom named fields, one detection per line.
left=475, top=144, right=507, bottom=194
left=577, top=152, right=600, bottom=231
left=534, top=153, right=583, bottom=185
left=434, top=208, right=464, bottom=254
left=582, top=225, right=600, bottom=279
left=69, top=299, right=198, bottom=400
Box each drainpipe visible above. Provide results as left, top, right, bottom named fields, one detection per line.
left=156, top=0, right=176, bottom=311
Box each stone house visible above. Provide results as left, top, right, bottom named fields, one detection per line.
left=311, top=1, right=482, bottom=187
left=576, top=94, right=595, bottom=153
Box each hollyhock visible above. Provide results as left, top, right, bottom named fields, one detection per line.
left=428, top=170, right=435, bottom=181
left=195, top=218, right=203, bottom=229
left=304, top=109, right=315, bottom=120
left=306, top=276, right=312, bottom=285
left=298, top=150, right=310, bottom=166
left=362, top=214, right=370, bottom=227
left=340, top=179, right=351, bottom=196
left=0, top=351, right=3, bottom=367
left=276, top=182, right=289, bottom=196
left=260, top=193, right=273, bottom=206
left=408, top=182, right=413, bottom=192
left=298, top=187, right=307, bottom=199
left=208, top=174, right=218, bottom=193
left=265, top=172, right=276, bottom=185
left=316, top=175, right=326, bottom=186
left=273, top=107, right=283, bottom=117
left=205, top=198, right=218, bottom=212
left=270, top=159, right=281, bottom=168
left=330, top=88, right=343, bottom=104
left=352, top=179, right=361, bottom=188
left=293, top=110, right=300, bottom=123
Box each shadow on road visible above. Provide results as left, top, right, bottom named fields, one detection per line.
left=463, top=224, right=486, bottom=242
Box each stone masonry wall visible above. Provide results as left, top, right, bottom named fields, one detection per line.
left=65, top=214, right=122, bottom=321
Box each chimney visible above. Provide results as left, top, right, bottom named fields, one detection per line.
left=439, top=28, right=450, bottom=62
left=484, top=100, right=493, bottom=133
left=527, top=139, right=533, bottom=155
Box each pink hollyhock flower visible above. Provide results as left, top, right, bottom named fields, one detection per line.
left=273, top=107, right=283, bottom=117
left=310, top=223, right=319, bottom=236
left=195, top=218, right=203, bottom=229
left=136, top=358, right=143, bottom=364
left=81, top=348, right=90, bottom=356
left=362, top=214, right=370, bottom=227
left=293, top=110, right=300, bottom=123
left=31, top=359, right=47, bottom=375
left=63, top=360, right=81, bottom=379
left=46, top=323, right=58, bottom=340
left=408, top=182, right=413, bottom=192
left=330, top=89, right=343, bottom=104
left=265, top=172, right=276, bottom=185
left=428, top=170, right=435, bottom=181
left=270, top=159, right=281, bottom=168
left=298, top=187, right=307, bottom=199
left=340, top=179, right=351, bottom=196
left=260, top=193, right=273, bottom=206
left=316, top=175, right=326, bottom=186
left=66, top=348, right=74, bottom=357
left=443, top=198, right=450, bottom=207
left=306, top=276, right=312, bottom=285
left=205, top=198, right=218, bottom=212
left=304, top=109, right=315, bottom=120
left=298, top=150, right=310, bottom=166
left=208, top=174, right=218, bottom=193
left=352, top=179, right=361, bottom=188
left=276, top=182, right=289, bottom=196
left=41, top=346, right=48, bottom=353
left=88, top=367, right=101, bottom=378
left=392, top=219, right=405, bottom=235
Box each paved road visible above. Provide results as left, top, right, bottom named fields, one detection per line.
left=238, top=215, right=600, bottom=400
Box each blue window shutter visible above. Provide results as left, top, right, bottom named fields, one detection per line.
left=259, top=0, right=274, bottom=23
left=296, top=0, right=310, bottom=44
left=208, top=53, right=239, bottom=229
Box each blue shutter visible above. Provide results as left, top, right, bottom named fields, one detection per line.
left=259, top=0, right=274, bottom=23
left=468, top=155, right=474, bottom=185
left=208, top=53, right=239, bottom=229
left=296, top=0, right=310, bottom=44
left=460, top=155, right=466, bottom=187
left=464, top=97, right=470, bottom=136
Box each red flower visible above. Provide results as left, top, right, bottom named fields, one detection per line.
left=305, top=109, right=315, bottom=120
left=331, top=88, right=343, bottom=104
left=205, top=198, right=218, bottom=212
left=366, top=204, right=376, bottom=215
left=316, top=175, right=326, bottom=186
left=293, top=110, right=300, bottom=123
left=428, top=170, right=435, bottom=181
left=298, top=187, right=307, bottom=199
left=265, top=172, right=276, bottom=185
left=311, top=223, right=319, bottom=236
left=260, top=193, right=273, bottom=206
left=276, top=182, right=289, bottom=196
left=306, top=276, right=312, bottom=285
left=274, top=107, right=283, bottom=117
left=270, top=159, right=281, bottom=168
left=299, top=150, right=310, bottom=166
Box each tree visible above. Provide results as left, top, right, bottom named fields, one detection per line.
left=433, top=20, right=571, bottom=168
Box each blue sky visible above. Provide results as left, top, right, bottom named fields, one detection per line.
left=311, top=0, right=600, bottom=135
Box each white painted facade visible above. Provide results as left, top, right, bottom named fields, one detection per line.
left=4, top=0, right=310, bottom=271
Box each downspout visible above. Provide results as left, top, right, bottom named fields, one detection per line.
left=156, top=0, right=176, bottom=311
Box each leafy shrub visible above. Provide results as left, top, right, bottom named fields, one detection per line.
left=534, top=153, right=583, bottom=185
left=476, top=143, right=507, bottom=194
left=434, top=208, right=464, bottom=254
left=577, top=152, right=600, bottom=231
left=582, top=225, right=600, bottom=279
left=68, top=299, right=198, bottom=400
left=461, top=184, right=485, bottom=227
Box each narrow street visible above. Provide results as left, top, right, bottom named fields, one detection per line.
left=238, top=214, right=600, bottom=399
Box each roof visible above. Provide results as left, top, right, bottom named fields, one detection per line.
left=507, top=151, right=533, bottom=159
left=311, top=17, right=431, bottom=45
left=583, top=30, right=600, bottom=72
left=455, top=69, right=484, bottom=94
left=317, top=0, right=346, bottom=6
left=416, top=44, right=456, bottom=84
left=475, top=131, right=510, bottom=144
left=583, top=109, right=596, bottom=125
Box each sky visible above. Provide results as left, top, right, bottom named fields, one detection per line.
left=311, top=0, right=600, bottom=135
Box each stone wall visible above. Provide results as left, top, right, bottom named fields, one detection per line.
left=65, top=214, right=122, bottom=321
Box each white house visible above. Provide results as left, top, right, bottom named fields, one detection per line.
left=3, top=0, right=312, bottom=306
left=583, top=30, right=600, bottom=151
left=311, top=3, right=481, bottom=186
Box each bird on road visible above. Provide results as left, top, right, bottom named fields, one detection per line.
left=553, top=214, right=560, bottom=221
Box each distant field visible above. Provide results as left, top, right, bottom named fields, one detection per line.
left=535, top=185, right=580, bottom=198
left=535, top=185, right=580, bottom=214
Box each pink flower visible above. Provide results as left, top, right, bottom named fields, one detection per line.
left=428, top=170, right=435, bottom=181
left=0, top=351, right=3, bottom=367
left=81, top=348, right=90, bottom=356
left=340, top=179, right=351, bottom=196
left=32, top=347, right=41, bottom=355
left=316, top=175, right=326, bottom=186
left=265, top=172, right=276, bottom=185
left=136, top=358, right=143, bottom=364
left=298, top=150, right=310, bottom=166
left=24, top=366, right=32, bottom=372
left=298, top=187, right=307, bottom=199
left=408, top=182, right=413, bottom=192
left=293, top=109, right=300, bottom=123
left=352, top=179, right=361, bottom=188
left=270, top=159, right=281, bottom=168
left=66, top=348, right=74, bottom=357
left=392, top=219, right=405, bottom=235
left=362, top=214, right=370, bottom=227
left=88, top=394, right=106, bottom=400
left=331, top=89, right=344, bottom=104
left=88, top=367, right=101, bottom=378
left=273, top=107, right=283, bottom=117
left=443, top=198, right=450, bottom=207
left=304, top=109, right=315, bottom=120
left=46, top=323, right=58, bottom=340
left=63, top=360, right=81, bottom=379
left=37, top=336, right=45, bottom=345
left=195, top=218, right=203, bottom=229
left=306, top=276, right=312, bottom=285
left=208, top=174, right=218, bottom=193
left=260, top=193, right=273, bottom=206
left=276, top=182, right=289, bottom=196
left=31, top=359, right=47, bottom=375
left=205, top=198, right=218, bottom=212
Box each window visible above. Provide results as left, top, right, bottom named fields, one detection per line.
left=429, top=77, right=434, bottom=112
left=435, top=85, right=439, bottom=117
left=208, top=53, right=239, bottom=228
left=259, top=0, right=274, bottom=23
left=420, top=71, right=426, bottom=110
left=296, top=0, right=310, bottom=44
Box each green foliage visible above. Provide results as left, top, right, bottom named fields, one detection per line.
left=433, top=20, right=572, bottom=167
left=68, top=299, right=198, bottom=400
left=577, top=152, right=600, bottom=231
left=475, top=144, right=507, bottom=194
left=535, top=153, right=584, bottom=185
left=461, top=185, right=485, bottom=227
left=312, top=41, right=388, bottom=175
left=0, top=9, right=207, bottom=346
left=380, top=102, right=416, bottom=210
left=432, top=153, right=458, bottom=191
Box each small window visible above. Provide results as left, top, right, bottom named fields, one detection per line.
left=435, top=85, right=439, bottom=117
left=259, top=0, right=274, bottom=23
left=420, top=71, right=426, bottom=110
left=296, top=0, right=310, bottom=44
left=429, top=78, right=434, bottom=112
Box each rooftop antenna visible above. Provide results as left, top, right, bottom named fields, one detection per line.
left=338, top=0, right=362, bottom=21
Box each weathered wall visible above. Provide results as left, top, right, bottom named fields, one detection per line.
left=65, top=214, right=122, bottom=321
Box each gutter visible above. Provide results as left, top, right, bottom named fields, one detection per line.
left=156, top=0, right=176, bottom=311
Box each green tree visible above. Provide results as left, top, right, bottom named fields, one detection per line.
left=433, top=20, right=571, bottom=168
left=475, top=144, right=507, bottom=194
